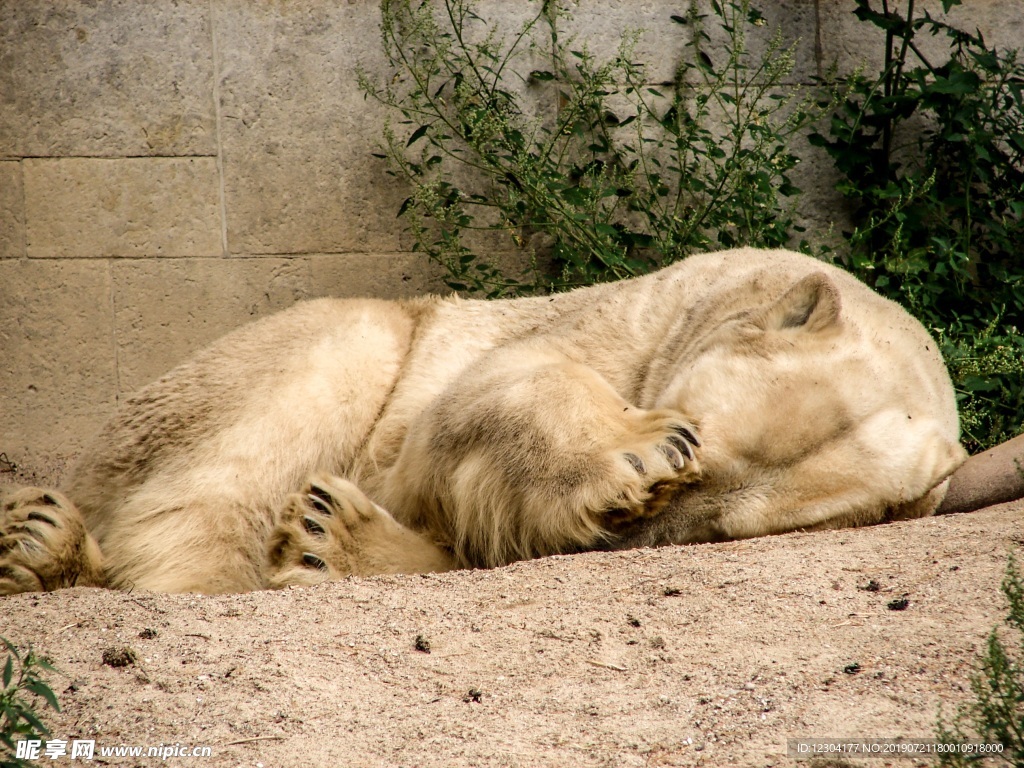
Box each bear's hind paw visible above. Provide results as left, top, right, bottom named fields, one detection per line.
left=263, top=474, right=454, bottom=588
left=0, top=487, right=105, bottom=594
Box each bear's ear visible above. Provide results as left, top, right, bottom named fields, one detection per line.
left=759, top=272, right=841, bottom=333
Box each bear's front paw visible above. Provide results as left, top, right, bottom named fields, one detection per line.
left=622, top=421, right=701, bottom=475
left=601, top=413, right=702, bottom=531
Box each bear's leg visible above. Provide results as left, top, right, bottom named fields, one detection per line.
left=380, top=344, right=703, bottom=567
left=0, top=487, right=106, bottom=594
left=262, top=473, right=455, bottom=588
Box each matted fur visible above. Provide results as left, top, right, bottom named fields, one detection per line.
left=0, top=249, right=966, bottom=594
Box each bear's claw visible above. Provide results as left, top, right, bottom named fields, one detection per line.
left=601, top=414, right=702, bottom=532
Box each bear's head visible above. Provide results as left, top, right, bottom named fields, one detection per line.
left=632, top=270, right=966, bottom=546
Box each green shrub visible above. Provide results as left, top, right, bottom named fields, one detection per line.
left=0, top=639, right=60, bottom=768
left=937, top=555, right=1024, bottom=766
left=361, top=0, right=826, bottom=296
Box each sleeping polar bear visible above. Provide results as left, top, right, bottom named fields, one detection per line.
left=0, top=248, right=967, bottom=595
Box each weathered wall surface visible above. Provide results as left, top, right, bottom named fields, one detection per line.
left=2, top=1, right=1022, bottom=479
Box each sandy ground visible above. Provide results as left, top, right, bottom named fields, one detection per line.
left=2, top=496, right=1021, bottom=768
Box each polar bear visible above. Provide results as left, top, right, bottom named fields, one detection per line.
left=0, top=248, right=966, bottom=595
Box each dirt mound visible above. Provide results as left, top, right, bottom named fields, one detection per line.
left=2, top=501, right=1020, bottom=767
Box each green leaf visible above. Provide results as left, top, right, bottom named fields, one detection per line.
left=2, top=654, right=12, bottom=689
left=26, top=681, right=60, bottom=713
left=929, top=71, right=981, bottom=95
left=20, top=706, right=50, bottom=737
left=406, top=124, right=430, bottom=147
left=853, top=2, right=907, bottom=33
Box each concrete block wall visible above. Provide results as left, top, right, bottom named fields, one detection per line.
left=2, top=0, right=1021, bottom=482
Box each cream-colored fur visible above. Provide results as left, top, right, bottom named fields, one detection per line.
left=0, top=249, right=966, bottom=594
